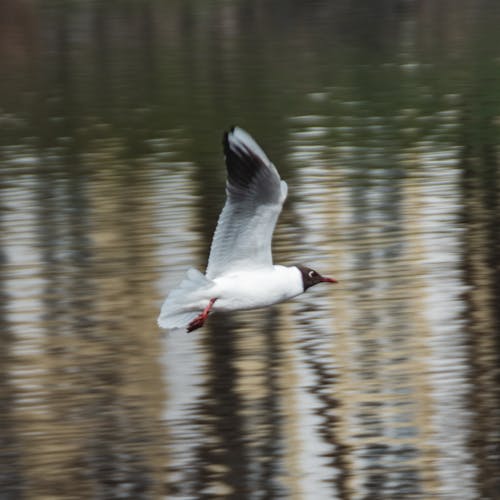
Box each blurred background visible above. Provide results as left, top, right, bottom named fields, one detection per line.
left=1, top=1, right=500, bottom=499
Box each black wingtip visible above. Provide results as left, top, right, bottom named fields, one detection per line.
left=223, top=125, right=238, bottom=154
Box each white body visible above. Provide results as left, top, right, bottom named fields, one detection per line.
left=157, top=265, right=303, bottom=330
left=211, top=265, right=303, bottom=311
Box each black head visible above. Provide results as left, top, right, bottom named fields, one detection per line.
left=297, top=265, right=337, bottom=291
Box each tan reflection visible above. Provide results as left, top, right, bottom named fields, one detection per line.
left=288, top=114, right=476, bottom=498
left=152, top=154, right=210, bottom=497
left=4, top=141, right=167, bottom=498
left=410, top=144, right=476, bottom=499
left=278, top=304, right=306, bottom=500
left=399, top=155, right=440, bottom=496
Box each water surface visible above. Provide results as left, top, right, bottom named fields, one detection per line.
left=1, top=1, right=500, bottom=499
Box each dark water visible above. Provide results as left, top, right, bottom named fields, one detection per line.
left=1, top=1, right=500, bottom=499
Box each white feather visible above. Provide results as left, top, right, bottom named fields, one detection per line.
left=205, top=127, right=288, bottom=279
left=157, top=268, right=214, bottom=330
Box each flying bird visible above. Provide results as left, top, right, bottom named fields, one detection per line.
left=158, top=126, right=336, bottom=332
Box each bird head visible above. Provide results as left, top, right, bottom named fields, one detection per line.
left=296, top=265, right=337, bottom=291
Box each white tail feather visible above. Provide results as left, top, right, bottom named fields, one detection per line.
left=157, top=268, right=214, bottom=331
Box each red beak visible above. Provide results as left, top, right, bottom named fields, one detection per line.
left=320, top=276, right=338, bottom=284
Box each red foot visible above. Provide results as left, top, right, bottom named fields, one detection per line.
left=187, top=298, right=217, bottom=333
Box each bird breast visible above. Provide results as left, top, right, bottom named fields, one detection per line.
left=211, top=265, right=303, bottom=312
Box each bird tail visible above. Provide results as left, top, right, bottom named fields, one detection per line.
left=157, top=268, right=215, bottom=331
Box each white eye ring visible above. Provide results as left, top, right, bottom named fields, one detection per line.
left=308, top=270, right=316, bottom=278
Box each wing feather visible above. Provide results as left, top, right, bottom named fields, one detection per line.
left=205, top=127, right=287, bottom=279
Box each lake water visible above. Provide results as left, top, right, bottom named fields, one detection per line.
left=1, top=1, right=500, bottom=499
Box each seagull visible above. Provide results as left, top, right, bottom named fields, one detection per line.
left=158, top=126, right=337, bottom=332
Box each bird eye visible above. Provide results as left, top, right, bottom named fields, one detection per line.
left=308, top=270, right=317, bottom=278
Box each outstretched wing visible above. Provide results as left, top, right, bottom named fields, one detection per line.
left=205, top=127, right=288, bottom=279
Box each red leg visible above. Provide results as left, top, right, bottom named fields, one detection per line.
left=187, top=298, right=217, bottom=333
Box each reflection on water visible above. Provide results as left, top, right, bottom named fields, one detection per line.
left=1, top=1, right=500, bottom=499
